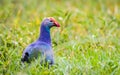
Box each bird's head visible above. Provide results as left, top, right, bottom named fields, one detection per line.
left=41, top=17, right=60, bottom=28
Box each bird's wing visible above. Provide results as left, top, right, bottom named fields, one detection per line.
left=36, top=42, right=54, bottom=65
left=22, top=41, right=54, bottom=63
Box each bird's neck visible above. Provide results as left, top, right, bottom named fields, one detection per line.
left=38, top=25, right=51, bottom=46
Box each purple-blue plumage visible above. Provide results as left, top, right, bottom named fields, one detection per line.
left=21, top=17, right=60, bottom=65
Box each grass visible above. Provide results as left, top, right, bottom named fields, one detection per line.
left=0, top=0, right=120, bottom=75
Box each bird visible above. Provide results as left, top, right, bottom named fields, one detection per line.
left=21, top=17, right=60, bottom=66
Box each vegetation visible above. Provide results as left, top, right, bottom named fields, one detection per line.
left=0, top=0, right=120, bottom=75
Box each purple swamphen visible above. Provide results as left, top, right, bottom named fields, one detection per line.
left=21, top=17, right=60, bottom=66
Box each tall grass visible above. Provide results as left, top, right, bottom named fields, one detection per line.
left=0, top=0, right=120, bottom=75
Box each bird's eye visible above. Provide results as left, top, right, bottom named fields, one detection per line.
left=50, top=20, right=53, bottom=22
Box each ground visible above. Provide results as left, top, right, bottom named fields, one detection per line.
left=0, top=0, right=120, bottom=75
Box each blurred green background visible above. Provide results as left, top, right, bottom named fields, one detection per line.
left=0, top=0, right=120, bottom=75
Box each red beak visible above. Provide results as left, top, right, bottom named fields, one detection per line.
left=49, top=17, right=60, bottom=27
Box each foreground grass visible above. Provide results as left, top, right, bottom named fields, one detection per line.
left=0, top=0, right=120, bottom=75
